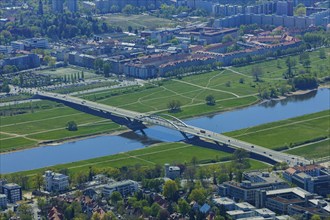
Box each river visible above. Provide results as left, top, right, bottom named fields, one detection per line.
left=1, top=88, right=329, bottom=174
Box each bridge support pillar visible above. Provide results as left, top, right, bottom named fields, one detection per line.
left=140, top=129, right=146, bottom=136
left=180, top=131, right=189, bottom=140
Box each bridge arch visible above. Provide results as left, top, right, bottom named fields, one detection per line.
left=141, top=115, right=180, bottom=130
left=151, top=113, right=188, bottom=128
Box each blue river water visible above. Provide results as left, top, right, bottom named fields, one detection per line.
left=0, top=88, right=329, bottom=174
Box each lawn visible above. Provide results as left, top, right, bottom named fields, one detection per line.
left=231, top=48, right=330, bottom=79
left=3, top=142, right=267, bottom=178
left=103, top=14, right=180, bottom=31
left=225, top=110, right=330, bottom=151
left=285, top=139, right=330, bottom=159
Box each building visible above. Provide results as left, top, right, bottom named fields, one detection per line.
left=164, top=163, right=181, bottom=180
left=213, top=10, right=330, bottom=29
left=256, top=187, right=313, bottom=213
left=1, top=54, right=40, bottom=71
left=102, top=180, right=138, bottom=197
left=255, top=187, right=330, bottom=218
left=52, top=0, right=64, bottom=13
left=44, top=170, right=69, bottom=192
left=213, top=197, right=236, bottom=210
left=0, top=194, right=7, bottom=208
left=283, top=165, right=330, bottom=196
left=0, top=179, right=7, bottom=193
left=227, top=209, right=255, bottom=219
left=219, top=171, right=288, bottom=204
left=67, top=0, right=78, bottom=12
left=2, top=183, right=22, bottom=203
left=23, top=38, right=49, bottom=49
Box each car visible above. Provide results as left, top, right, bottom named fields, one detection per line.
left=228, top=140, right=230, bottom=142
left=251, top=145, right=254, bottom=148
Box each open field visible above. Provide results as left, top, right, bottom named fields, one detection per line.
left=35, top=67, right=98, bottom=79
left=225, top=110, right=330, bottom=151
left=0, top=105, right=121, bottom=152
left=285, top=139, right=330, bottom=159
left=231, top=48, right=330, bottom=79
left=102, top=14, right=180, bottom=30
left=3, top=142, right=269, bottom=177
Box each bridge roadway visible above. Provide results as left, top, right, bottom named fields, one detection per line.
left=33, top=90, right=311, bottom=166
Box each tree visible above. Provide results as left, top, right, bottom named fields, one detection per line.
left=284, top=57, right=294, bottom=79
left=188, top=188, right=207, bottom=204
left=251, top=66, right=262, bottom=82
left=222, top=34, right=234, bottom=43
left=17, top=204, right=33, bottom=220
left=311, top=215, right=321, bottom=220
left=158, top=209, right=169, bottom=220
left=122, top=4, right=135, bottom=14
left=94, top=58, right=104, bottom=74
left=151, top=203, right=161, bottom=217
left=0, top=82, right=10, bottom=93
left=110, top=5, right=119, bottom=13
left=34, top=173, right=44, bottom=191
left=294, top=4, right=306, bottom=16
left=233, top=149, right=249, bottom=163
left=67, top=121, right=78, bottom=131
left=178, top=198, right=190, bottom=216
left=293, top=75, right=318, bottom=90
left=167, top=100, right=182, bottom=113
left=103, top=62, right=111, bottom=77
left=110, top=191, right=122, bottom=205
left=163, top=180, right=178, bottom=201
left=319, top=48, right=326, bottom=59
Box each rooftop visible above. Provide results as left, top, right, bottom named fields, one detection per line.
left=213, top=197, right=235, bottom=205
left=266, top=187, right=312, bottom=199
left=104, top=180, right=137, bottom=189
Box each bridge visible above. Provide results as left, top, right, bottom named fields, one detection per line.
left=32, top=90, right=311, bottom=166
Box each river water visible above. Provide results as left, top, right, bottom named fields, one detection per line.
left=1, top=88, right=329, bottom=174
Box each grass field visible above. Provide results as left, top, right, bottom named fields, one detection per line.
left=285, top=139, right=330, bottom=159
left=0, top=106, right=121, bottom=152
left=35, top=67, right=98, bottom=79
left=231, top=48, right=330, bottom=79
left=225, top=110, right=330, bottom=152
left=103, top=14, right=180, bottom=31
left=3, top=142, right=270, bottom=178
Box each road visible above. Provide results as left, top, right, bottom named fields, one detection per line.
left=26, top=89, right=311, bottom=166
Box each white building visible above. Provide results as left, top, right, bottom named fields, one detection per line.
left=0, top=194, right=7, bottom=208
left=44, top=170, right=69, bottom=192
left=164, top=163, right=181, bottom=180
left=103, top=180, right=138, bottom=197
